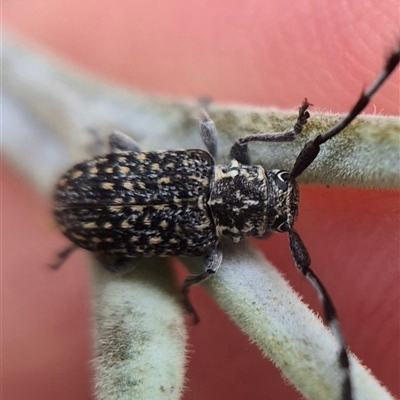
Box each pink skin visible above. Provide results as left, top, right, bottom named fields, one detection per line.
left=3, top=1, right=399, bottom=399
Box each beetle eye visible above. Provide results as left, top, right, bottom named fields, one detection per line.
left=274, top=171, right=290, bottom=191
left=274, top=215, right=289, bottom=232
left=277, top=171, right=290, bottom=181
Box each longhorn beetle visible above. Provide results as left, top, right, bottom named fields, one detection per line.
left=52, top=47, right=400, bottom=400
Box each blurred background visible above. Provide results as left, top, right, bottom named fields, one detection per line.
left=3, top=1, right=399, bottom=399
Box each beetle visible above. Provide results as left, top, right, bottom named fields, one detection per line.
left=52, top=47, right=400, bottom=400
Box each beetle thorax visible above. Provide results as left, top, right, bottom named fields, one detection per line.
left=208, top=160, right=269, bottom=242
left=208, top=161, right=300, bottom=242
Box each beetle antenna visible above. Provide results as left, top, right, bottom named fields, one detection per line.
left=288, top=228, right=352, bottom=400
left=291, top=46, right=400, bottom=178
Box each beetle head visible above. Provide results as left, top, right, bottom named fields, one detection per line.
left=265, top=169, right=299, bottom=233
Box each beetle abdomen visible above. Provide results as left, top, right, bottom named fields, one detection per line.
left=53, top=150, right=218, bottom=256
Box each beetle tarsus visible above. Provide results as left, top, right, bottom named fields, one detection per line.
left=49, top=244, right=78, bottom=269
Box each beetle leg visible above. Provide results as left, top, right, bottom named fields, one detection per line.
left=199, top=107, right=218, bottom=159
left=182, top=246, right=223, bottom=323
left=49, top=244, right=79, bottom=269
left=95, top=254, right=141, bottom=274
left=230, top=99, right=311, bottom=165
left=108, top=130, right=141, bottom=153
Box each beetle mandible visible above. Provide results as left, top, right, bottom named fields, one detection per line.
left=52, top=47, right=400, bottom=400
